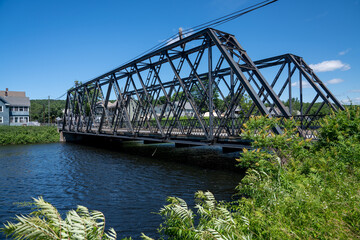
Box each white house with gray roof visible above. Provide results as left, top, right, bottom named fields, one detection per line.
left=154, top=101, right=194, bottom=118
left=0, top=88, right=30, bottom=126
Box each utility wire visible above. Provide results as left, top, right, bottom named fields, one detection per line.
left=181, top=0, right=277, bottom=34
left=53, top=92, right=67, bottom=100
left=121, top=0, right=278, bottom=66
left=71, top=0, right=278, bottom=90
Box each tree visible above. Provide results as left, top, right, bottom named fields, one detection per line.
left=190, top=79, right=223, bottom=114
left=157, top=96, right=167, bottom=105
left=30, top=100, right=66, bottom=123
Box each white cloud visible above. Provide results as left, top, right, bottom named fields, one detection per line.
left=327, top=78, right=344, bottom=84
left=291, top=81, right=312, bottom=88
left=349, top=89, right=360, bottom=93
left=339, top=48, right=351, bottom=56
left=342, top=97, right=360, bottom=104
left=309, top=60, right=351, bottom=72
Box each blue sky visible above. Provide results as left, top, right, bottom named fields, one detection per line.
left=0, top=0, right=359, bottom=104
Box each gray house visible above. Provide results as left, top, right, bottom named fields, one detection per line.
left=0, top=88, right=30, bottom=126
left=154, top=101, right=194, bottom=118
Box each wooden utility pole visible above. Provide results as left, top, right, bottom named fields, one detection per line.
left=48, top=96, right=50, bottom=125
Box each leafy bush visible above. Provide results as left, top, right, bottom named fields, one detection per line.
left=317, top=105, right=360, bottom=146
left=0, top=126, right=59, bottom=145
left=1, top=197, right=119, bottom=240
left=142, top=191, right=249, bottom=240
left=151, top=107, right=360, bottom=239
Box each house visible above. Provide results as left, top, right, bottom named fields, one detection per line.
left=0, top=88, right=31, bottom=126
left=94, top=98, right=137, bottom=123
left=203, top=111, right=219, bottom=117
left=154, top=101, right=195, bottom=118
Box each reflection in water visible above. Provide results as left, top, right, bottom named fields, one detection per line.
left=0, top=143, right=243, bottom=239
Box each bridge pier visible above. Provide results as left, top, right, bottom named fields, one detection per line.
left=144, top=140, right=161, bottom=145
left=175, top=142, right=196, bottom=148
left=59, top=131, right=66, bottom=142
left=222, top=147, right=243, bottom=154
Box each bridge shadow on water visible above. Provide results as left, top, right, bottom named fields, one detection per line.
left=64, top=133, right=246, bottom=173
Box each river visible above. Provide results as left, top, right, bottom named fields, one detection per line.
left=0, top=142, right=243, bottom=239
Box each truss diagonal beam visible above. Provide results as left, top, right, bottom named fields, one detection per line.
left=62, top=28, right=344, bottom=145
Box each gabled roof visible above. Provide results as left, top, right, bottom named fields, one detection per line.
left=0, top=96, right=30, bottom=107
left=0, top=96, right=10, bottom=105
left=0, top=90, right=26, bottom=97
left=174, top=101, right=193, bottom=110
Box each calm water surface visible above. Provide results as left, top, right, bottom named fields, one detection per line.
left=0, top=143, right=243, bottom=239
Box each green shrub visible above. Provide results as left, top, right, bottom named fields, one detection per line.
left=151, top=108, right=360, bottom=239
left=0, top=126, right=59, bottom=145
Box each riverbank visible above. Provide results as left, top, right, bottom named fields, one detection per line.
left=147, top=106, right=360, bottom=239
left=0, top=126, right=59, bottom=145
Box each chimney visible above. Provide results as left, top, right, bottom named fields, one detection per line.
left=5, top=88, right=8, bottom=97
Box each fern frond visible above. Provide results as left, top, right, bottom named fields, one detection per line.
left=205, top=228, right=227, bottom=240
left=204, top=191, right=216, bottom=210
left=217, top=207, right=235, bottom=224
left=105, top=227, right=117, bottom=240
left=2, top=214, right=59, bottom=240
left=76, top=205, right=90, bottom=218
left=32, top=196, right=62, bottom=237
left=1, top=198, right=117, bottom=240
left=90, top=210, right=106, bottom=238
left=140, top=232, right=154, bottom=240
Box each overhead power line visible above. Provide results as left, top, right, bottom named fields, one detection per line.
left=121, top=0, right=278, bottom=66
left=72, top=0, right=278, bottom=90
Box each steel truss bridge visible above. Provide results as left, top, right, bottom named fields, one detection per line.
left=62, top=28, right=344, bottom=150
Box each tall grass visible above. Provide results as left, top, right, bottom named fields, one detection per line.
left=0, top=126, right=59, bottom=145
left=150, top=106, right=360, bottom=239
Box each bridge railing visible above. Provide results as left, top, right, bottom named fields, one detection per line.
left=62, top=114, right=326, bottom=141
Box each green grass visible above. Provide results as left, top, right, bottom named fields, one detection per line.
left=0, top=126, right=60, bottom=145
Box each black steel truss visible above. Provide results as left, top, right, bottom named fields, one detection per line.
left=62, top=28, right=344, bottom=146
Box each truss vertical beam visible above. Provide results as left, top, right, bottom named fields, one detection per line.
left=208, top=38, right=214, bottom=141
left=165, top=51, right=209, bottom=137
left=299, top=57, right=345, bottom=111
left=98, top=80, right=113, bottom=132
left=206, top=29, right=283, bottom=134
left=62, top=28, right=344, bottom=144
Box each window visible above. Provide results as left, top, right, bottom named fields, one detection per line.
left=0, top=117, right=3, bottom=123
left=10, top=117, right=14, bottom=123
left=0, top=106, right=2, bottom=112
left=15, top=117, right=18, bottom=123
left=24, top=107, right=29, bottom=111
left=25, top=117, right=29, bottom=123
left=19, top=107, right=23, bottom=111
left=14, top=107, right=18, bottom=111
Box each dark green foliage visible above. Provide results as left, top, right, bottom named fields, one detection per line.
left=317, top=105, right=360, bottom=146
left=30, top=99, right=66, bottom=123
left=0, top=126, right=59, bottom=145
left=283, top=97, right=332, bottom=115
left=153, top=107, right=360, bottom=239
